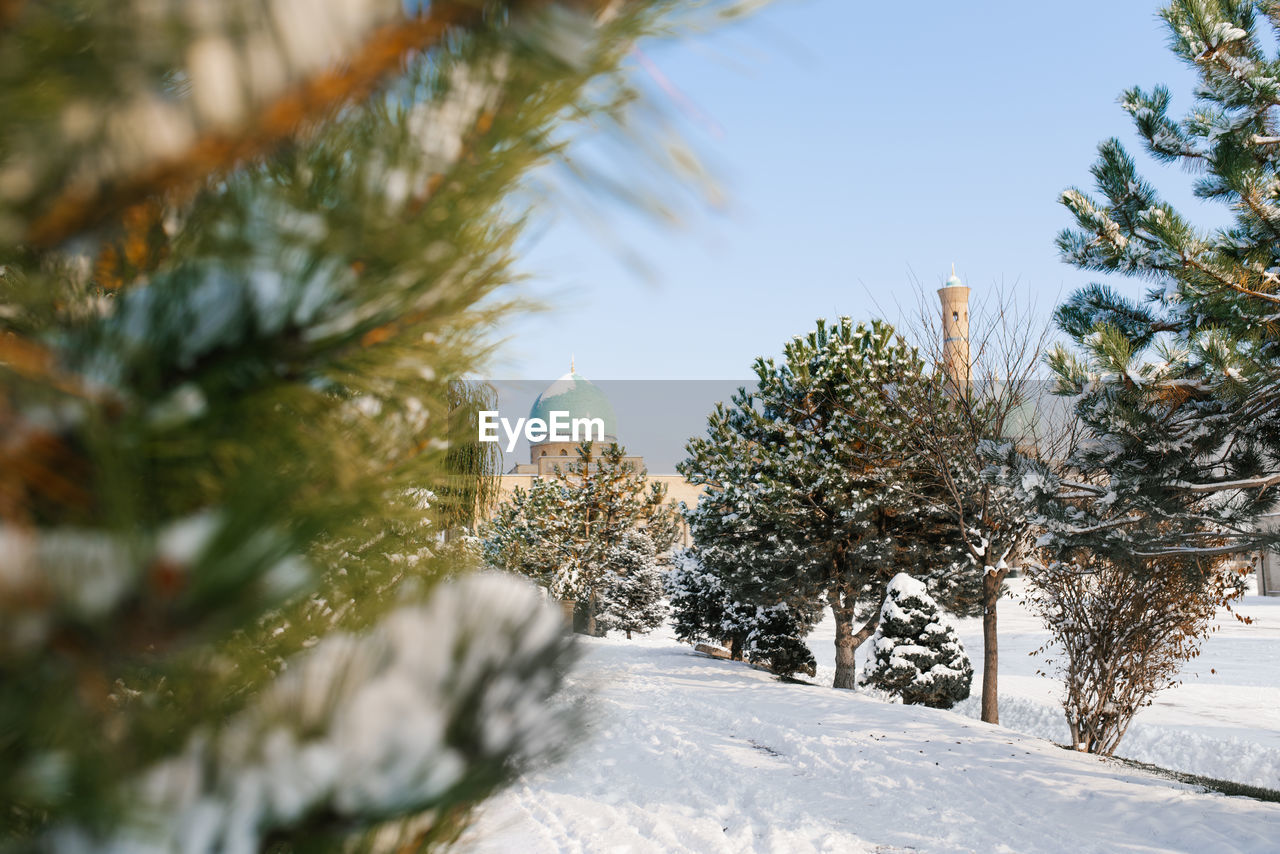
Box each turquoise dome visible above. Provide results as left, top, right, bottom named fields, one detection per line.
left=528, top=371, right=617, bottom=441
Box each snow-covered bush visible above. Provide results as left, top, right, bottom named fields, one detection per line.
left=665, top=550, right=750, bottom=656
left=598, top=531, right=666, bottom=639
left=743, top=603, right=816, bottom=678
left=863, top=573, right=972, bottom=708
left=665, top=551, right=815, bottom=678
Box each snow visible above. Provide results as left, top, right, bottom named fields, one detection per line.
left=884, top=570, right=926, bottom=599
left=811, top=577, right=1280, bottom=790
left=61, top=574, right=574, bottom=853
left=467, top=607, right=1280, bottom=853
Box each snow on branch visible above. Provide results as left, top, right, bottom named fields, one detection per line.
left=54, top=572, right=576, bottom=852
left=28, top=1, right=483, bottom=247
left=1168, top=473, right=1280, bottom=493
left=1057, top=515, right=1145, bottom=536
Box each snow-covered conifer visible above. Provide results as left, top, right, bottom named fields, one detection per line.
left=680, top=318, right=965, bottom=690
left=665, top=550, right=817, bottom=678
left=598, top=531, right=667, bottom=638
left=665, top=549, right=754, bottom=658
left=483, top=442, right=679, bottom=635
left=743, top=603, right=817, bottom=678
left=862, top=573, right=972, bottom=708
left=0, top=1, right=727, bottom=845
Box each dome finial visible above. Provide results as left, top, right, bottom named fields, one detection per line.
left=570, top=354, right=575, bottom=374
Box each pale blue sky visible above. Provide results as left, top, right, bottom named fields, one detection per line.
left=490, top=0, right=1215, bottom=380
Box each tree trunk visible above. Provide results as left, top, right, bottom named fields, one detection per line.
left=584, top=590, right=600, bottom=637
left=625, top=629, right=631, bottom=640
left=832, top=584, right=887, bottom=690
left=728, top=635, right=744, bottom=661
left=833, top=603, right=857, bottom=689
left=980, top=569, right=1005, bottom=724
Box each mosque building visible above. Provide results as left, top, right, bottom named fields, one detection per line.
left=497, top=366, right=705, bottom=541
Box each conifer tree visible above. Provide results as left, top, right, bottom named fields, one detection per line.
left=986, top=0, right=1280, bottom=748
left=681, top=318, right=964, bottom=689
left=0, top=1, right=729, bottom=847
left=483, top=442, right=679, bottom=634
left=862, top=573, right=973, bottom=709
left=1013, top=0, right=1280, bottom=564
left=598, top=530, right=667, bottom=638
left=664, top=550, right=817, bottom=678
left=741, top=602, right=818, bottom=679
left=665, top=549, right=758, bottom=658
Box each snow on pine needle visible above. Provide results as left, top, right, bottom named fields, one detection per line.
left=52, top=573, right=579, bottom=853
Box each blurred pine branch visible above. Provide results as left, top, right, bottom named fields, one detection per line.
left=0, top=0, right=742, bottom=847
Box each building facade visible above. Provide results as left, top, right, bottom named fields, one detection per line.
left=497, top=369, right=704, bottom=543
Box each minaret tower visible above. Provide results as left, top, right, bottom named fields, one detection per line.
left=937, top=265, right=970, bottom=387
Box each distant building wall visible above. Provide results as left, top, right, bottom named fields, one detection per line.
left=1257, top=513, right=1280, bottom=596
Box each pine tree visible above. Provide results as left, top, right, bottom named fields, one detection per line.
left=598, top=530, right=666, bottom=638
left=983, top=4, right=1280, bottom=741
left=863, top=573, right=973, bottom=709
left=483, top=442, right=680, bottom=635
left=680, top=318, right=965, bottom=689
left=741, top=603, right=818, bottom=679
left=0, top=1, right=728, bottom=847
left=665, top=549, right=756, bottom=658
left=1016, top=0, right=1280, bottom=564
left=663, top=550, right=817, bottom=679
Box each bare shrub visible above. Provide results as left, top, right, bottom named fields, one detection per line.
left=1026, top=556, right=1244, bottom=755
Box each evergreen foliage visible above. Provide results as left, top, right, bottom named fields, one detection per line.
left=1006, top=0, right=1280, bottom=564
left=982, top=0, right=1280, bottom=749
left=482, top=442, right=680, bottom=634
left=0, top=1, right=731, bottom=847
left=862, top=573, right=972, bottom=709
left=680, top=318, right=965, bottom=689
left=664, top=549, right=755, bottom=656
left=741, top=603, right=818, bottom=679
left=597, top=530, right=667, bottom=639
left=663, top=550, right=816, bottom=678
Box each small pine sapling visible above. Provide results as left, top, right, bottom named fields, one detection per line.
left=664, top=550, right=754, bottom=658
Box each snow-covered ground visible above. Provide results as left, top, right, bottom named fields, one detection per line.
left=465, top=592, right=1280, bottom=853
left=807, top=578, right=1280, bottom=790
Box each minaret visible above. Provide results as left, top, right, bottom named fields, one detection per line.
left=937, top=265, right=970, bottom=386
